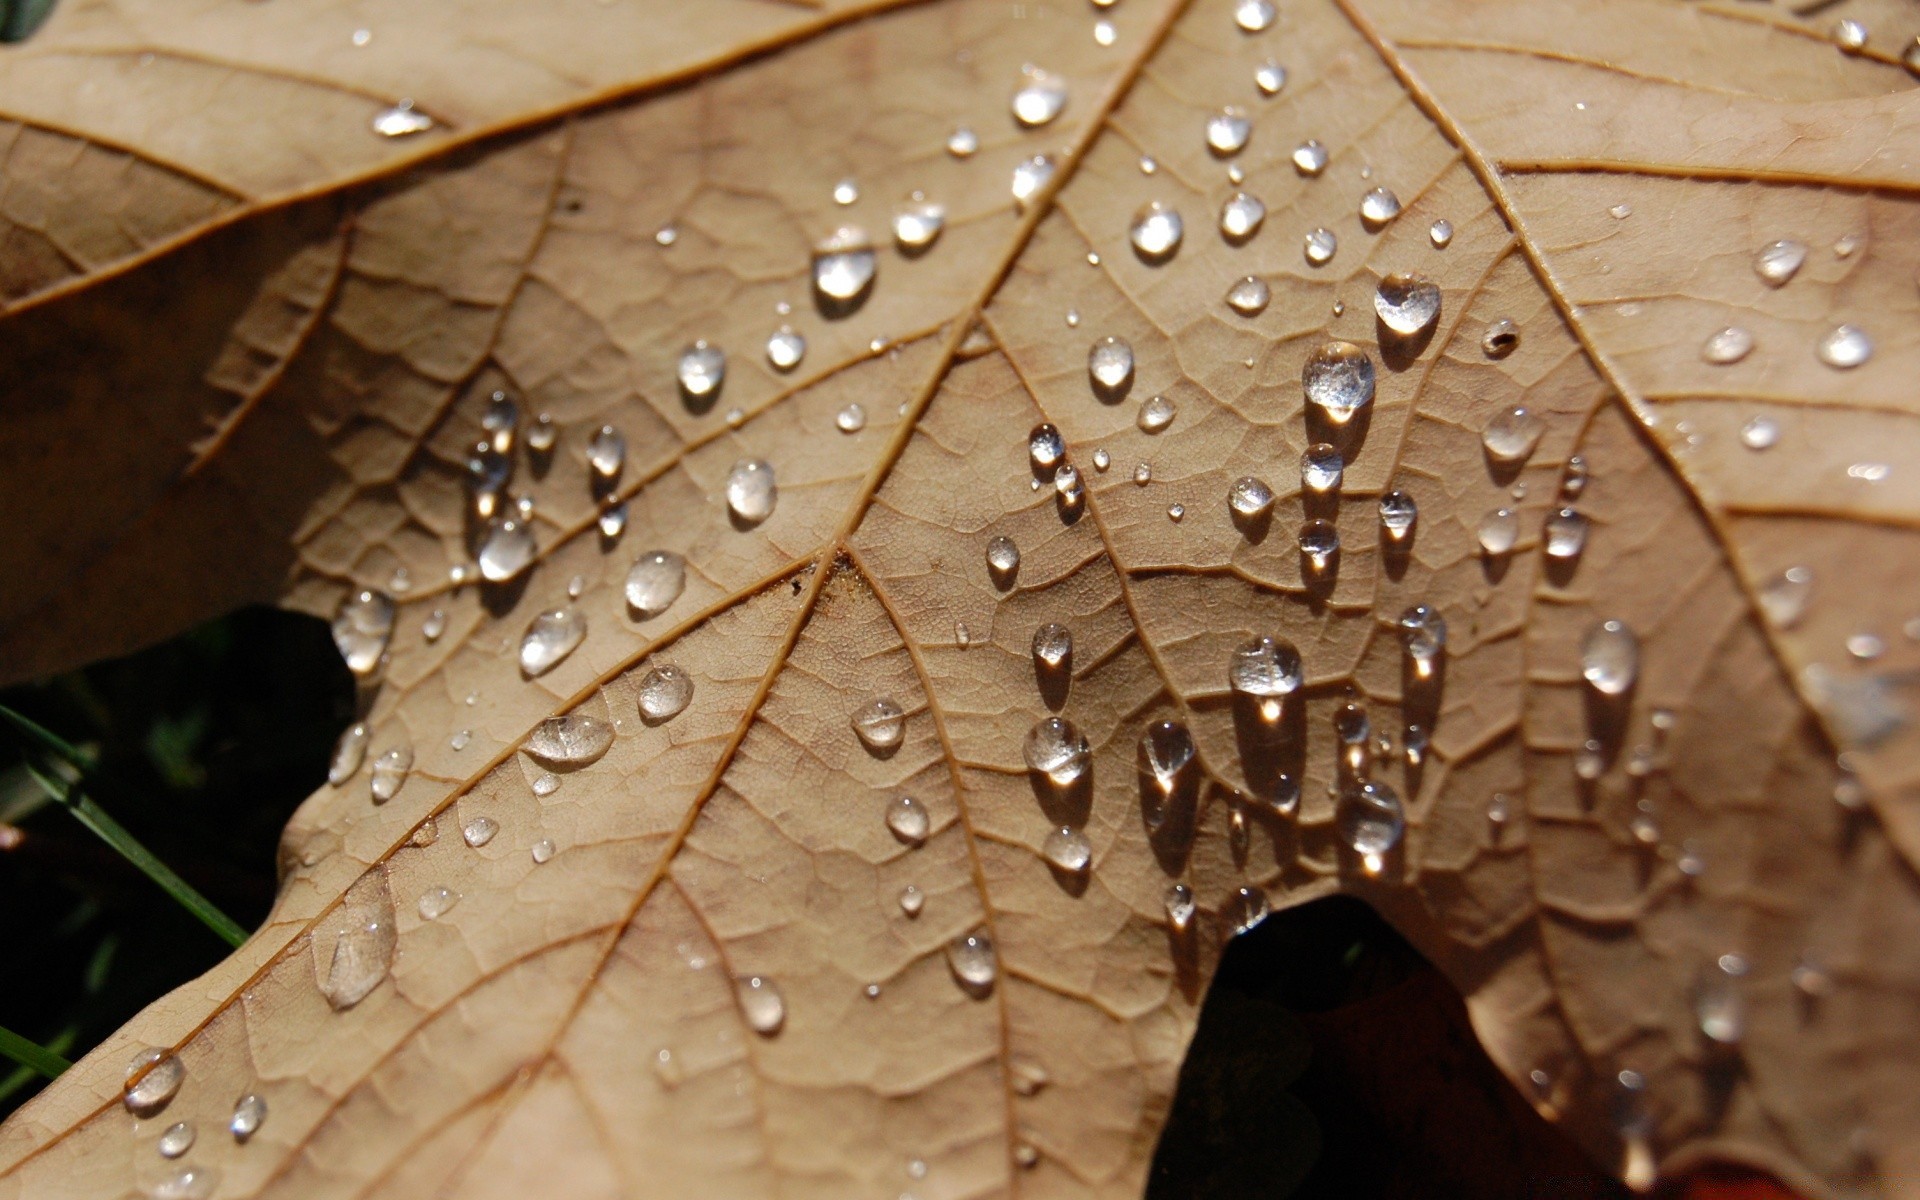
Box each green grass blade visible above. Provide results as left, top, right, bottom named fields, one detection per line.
left=0, top=705, right=93, bottom=771
left=0, top=1025, right=70, bottom=1081
left=22, top=763, right=248, bottom=949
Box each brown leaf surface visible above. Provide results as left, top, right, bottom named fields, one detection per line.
left=2, top=0, right=1917, bottom=1196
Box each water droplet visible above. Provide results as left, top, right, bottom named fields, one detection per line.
left=1695, top=954, right=1748, bottom=1045
left=1093, top=17, right=1117, bottom=45
left=1225, top=276, right=1270, bottom=316
left=1482, top=405, right=1543, bottom=464
left=1218, top=192, right=1266, bottom=243
left=463, top=816, right=499, bottom=848
left=1283, top=139, right=1331, bottom=181
left=371, top=99, right=433, bottom=138
left=1759, top=568, right=1813, bottom=630
left=1701, top=327, right=1753, bottom=366
left=725, top=460, right=778, bottom=525
left=519, top=608, right=586, bottom=677
left=812, top=226, right=877, bottom=306
left=1254, top=58, right=1287, bottom=95
left=766, top=326, right=806, bottom=372
left=1163, top=883, right=1197, bottom=934
left=1607, top=203, right=1633, bottom=221
left=1302, top=341, right=1375, bottom=424
left=1092, top=448, right=1111, bottom=473
left=1206, top=107, right=1251, bottom=156
left=124, top=1049, right=184, bottom=1116
left=1428, top=218, right=1453, bottom=249
left=853, top=698, right=907, bottom=751
left=1338, top=780, right=1405, bottom=870
left=527, top=413, right=557, bottom=453
left=525, top=714, right=614, bottom=767
left=1481, top=318, right=1520, bottom=359
left=477, top=517, right=536, bottom=583
left=1739, top=416, right=1778, bottom=451
left=449, top=728, right=473, bottom=752
left=1024, top=717, right=1091, bottom=787
left=322, top=887, right=397, bottom=1010
left=1134, top=396, right=1177, bottom=437
left=1379, top=490, right=1417, bottom=541
left=637, top=663, right=695, bottom=723
left=1011, top=154, right=1056, bottom=209
left=1848, top=632, right=1885, bottom=660
left=1817, top=324, right=1872, bottom=369
left=1134, top=463, right=1153, bottom=484
left=586, top=425, right=626, bottom=480
left=417, top=885, right=459, bottom=921
left=1234, top=0, right=1276, bottom=31
left=369, top=744, right=413, bottom=803
left=1129, top=201, right=1184, bottom=262
left=1299, top=519, right=1340, bottom=572
left=1543, top=508, right=1589, bottom=560
left=1168, top=502, right=1185, bottom=521
left=419, top=608, right=447, bottom=643
left=1011, top=66, right=1068, bottom=127
left=229, top=1094, right=266, bottom=1142
left=1140, top=720, right=1195, bottom=793
left=886, top=795, right=930, bottom=845
left=1030, top=622, right=1073, bottom=673
left=332, top=589, right=394, bottom=676
left=149, top=1165, right=220, bottom=1200
left=676, top=340, right=726, bottom=403
left=597, top=503, right=628, bottom=540
left=1228, top=885, right=1270, bottom=933
left=1229, top=636, right=1302, bottom=720
left=737, top=975, right=786, bottom=1035
left=622, top=550, right=686, bottom=620
left=1228, top=475, right=1275, bottom=520
left=530, top=837, right=556, bottom=864
left=1359, top=187, right=1401, bottom=230
left=329, top=722, right=370, bottom=786
left=1477, top=508, right=1519, bottom=556
left=947, top=126, right=979, bottom=158
left=1834, top=18, right=1868, bottom=52
left=1792, top=956, right=1833, bottom=998
left=1747, top=240, right=1805, bottom=290
left=1374, top=272, right=1441, bottom=336
left=834, top=403, right=867, bottom=434
left=1089, top=336, right=1135, bottom=397
left=898, top=884, right=925, bottom=917
left=1042, top=826, right=1092, bottom=874
left=986, top=534, right=1021, bottom=586
left=1399, top=605, right=1447, bottom=680
left=1582, top=619, right=1639, bottom=696
left=654, top=224, right=679, bottom=247
left=947, top=930, right=997, bottom=995
left=1029, top=423, right=1066, bottom=472
left=893, top=198, right=946, bottom=251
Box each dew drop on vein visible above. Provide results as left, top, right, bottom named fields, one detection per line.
left=725, top=460, right=778, bottom=525
left=124, top=1048, right=184, bottom=1116
left=1010, top=66, right=1068, bottom=127
left=947, top=930, right=997, bottom=995
left=369, top=744, right=413, bottom=803
left=1011, top=154, right=1056, bottom=209
left=332, top=589, right=394, bottom=676
left=329, top=722, right=370, bottom=786
left=626, top=550, right=686, bottom=618
left=887, top=795, right=930, bottom=845
left=638, top=664, right=695, bottom=723
left=520, top=607, right=586, bottom=677
left=525, top=714, right=614, bottom=767
left=852, top=697, right=907, bottom=751
left=737, top=976, right=786, bottom=1035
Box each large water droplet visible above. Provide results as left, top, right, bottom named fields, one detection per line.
left=332, top=590, right=394, bottom=676
left=886, top=795, right=930, bottom=845
left=329, top=721, right=370, bottom=786
left=1042, top=826, right=1092, bottom=874
left=1031, top=622, right=1073, bottom=671
left=322, top=885, right=397, bottom=1010
left=812, top=227, right=877, bottom=305
left=1544, top=508, right=1589, bottom=560
left=369, top=744, right=413, bottom=803
left=947, top=930, right=997, bottom=995
left=1701, top=327, right=1753, bottom=366
left=677, top=340, right=726, bottom=401
left=725, top=460, right=778, bottom=525
left=638, top=664, right=695, bottom=723
left=525, top=714, right=614, bottom=766
left=1817, top=324, right=1872, bottom=369
left=1011, top=67, right=1068, bottom=127
left=1379, top=490, right=1417, bottom=541
left=1359, top=188, right=1401, bottom=230
left=1754, top=239, right=1806, bottom=287
left=1206, top=107, right=1251, bottom=156
left=1338, top=780, right=1405, bottom=869
left=1302, top=443, right=1343, bottom=494
left=1292, top=139, right=1329, bottom=176
left=986, top=534, right=1021, bottom=586
left=853, top=697, right=907, bottom=751
left=1582, top=620, right=1639, bottom=696
left=1482, top=405, right=1543, bottom=464
left=1024, top=717, right=1090, bottom=786
left=229, top=1094, right=266, bottom=1142
left=124, top=1048, right=184, bottom=1116
left=1218, top=192, right=1265, bottom=243
left=893, top=198, right=945, bottom=251
left=520, top=607, right=586, bottom=677
left=1226, top=275, right=1271, bottom=316
left=625, top=550, right=686, bottom=618
left=1129, top=202, right=1184, bottom=262
left=1302, top=341, right=1375, bottom=424
left=1011, top=154, right=1056, bottom=209
left=1089, top=336, right=1135, bottom=397
left=477, top=518, right=536, bottom=583
left=1229, top=636, right=1302, bottom=720
left=417, top=885, right=459, bottom=921
left=1477, top=507, right=1519, bottom=556
left=587, top=425, right=626, bottom=480
left=766, top=326, right=806, bottom=372
left=1139, top=720, right=1195, bottom=791
left=1228, top=475, right=1275, bottom=521
left=737, top=975, right=786, bottom=1035
left=1374, top=272, right=1440, bottom=336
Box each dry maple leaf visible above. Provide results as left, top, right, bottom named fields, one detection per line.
left=0, top=0, right=1915, bottom=1196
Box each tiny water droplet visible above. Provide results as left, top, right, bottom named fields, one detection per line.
left=1701, top=327, right=1753, bottom=365
left=598, top=503, right=628, bottom=539
left=1302, top=341, right=1374, bottom=423
left=812, top=226, right=877, bottom=304
left=1292, top=139, right=1328, bottom=176
left=947, top=930, right=998, bottom=995
left=417, top=885, right=459, bottom=921
left=526, top=413, right=556, bottom=453
left=1226, top=275, right=1270, bottom=316
left=1695, top=953, right=1748, bottom=1044
left=1359, top=187, right=1401, bottom=230
left=1739, top=416, right=1779, bottom=451
left=1024, top=717, right=1090, bottom=786
left=1092, top=448, right=1111, bottom=472
left=449, top=728, right=472, bottom=752
left=1011, top=66, right=1069, bottom=128
left=1168, top=502, right=1185, bottom=521
left=124, top=1049, right=184, bottom=1116
left=1235, top=0, right=1275, bottom=31
left=1582, top=619, right=1639, bottom=696
left=1093, top=17, right=1117, bottom=45
left=371, top=99, right=433, bottom=138
left=1029, top=423, right=1066, bottom=471
left=893, top=198, right=946, bottom=251
left=462, top=816, right=499, bottom=848
left=1482, top=405, right=1543, bottom=464
left=737, top=976, right=786, bottom=1035
left=1129, top=201, right=1184, bottom=262
left=1543, top=508, right=1589, bottom=560
left=766, top=326, right=806, bottom=372
left=725, top=460, right=778, bottom=525
left=1089, top=336, right=1135, bottom=396
left=229, top=1094, right=266, bottom=1142
left=886, top=795, right=930, bottom=845
left=532, top=773, right=560, bottom=797
left=332, top=589, right=394, bottom=676
left=625, top=550, right=686, bottom=619
left=898, top=884, right=925, bottom=917
left=1228, top=475, right=1275, bottom=520
left=1254, top=59, right=1287, bottom=95
left=638, top=664, right=695, bottom=723
left=1218, top=192, right=1266, bottom=242
left=1817, top=324, right=1872, bottom=369
left=421, top=608, right=447, bottom=643
left=520, top=607, right=586, bottom=677
left=947, top=126, right=979, bottom=158
left=531, top=838, right=555, bottom=864
left=1205, top=107, right=1251, bottom=156
left=369, top=744, right=413, bottom=803
left=329, top=722, right=370, bottom=786
left=1134, top=462, right=1153, bottom=484
left=1374, top=272, right=1441, bottom=335
left=677, top=340, right=726, bottom=400
left=1755, top=238, right=1810, bottom=287
left=477, top=518, right=536, bottom=583
left=1428, top=218, right=1453, bottom=248
left=525, top=714, right=615, bottom=766
left=1477, top=508, right=1519, bottom=556
left=1481, top=318, right=1520, bottom=358
left=853, top=697, right=907, bottom=751
left=1379, top=490, right=1417, bottom=541
left=1011, top=154, right=1056, bottom=209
